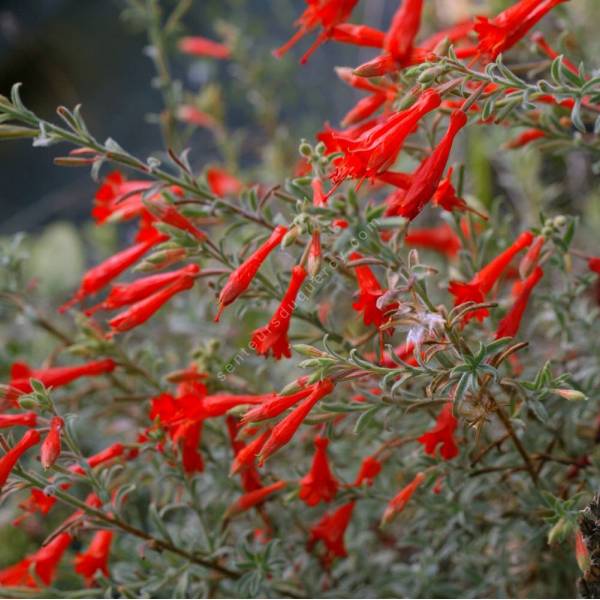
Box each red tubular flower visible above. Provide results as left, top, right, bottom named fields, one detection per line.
left=92, top=171, right=151, bottom=224
left=251, top=265, right=307, bottom=359
left=505, top=128, right=546, bottom=149
left=180, top=422, right=204, bottom=473
left=496, top=266, right=543, bottom=338
left=108, top=265, right=200, bottom=334
left=519, top=235, right=545, bottom=278
left=8, top=359, right=116, bottom=402
left=342, top=93, right=388, bottom=127
left=230, top=429, right=271, bottom=475
left=448, top=230, right=534, bottom=322
left=405, top=223, right=461, bottom=258
left=215, top=225, right=288, bottom=321
left=87, top=264, right=200, bottom=314
left=432, top=167, right=487, bottom=219
left=60, top=229, right=166, bottom=311
left=241, top=386, right=315, bottom=424
left=576, top=530, right=591, bottom=573
left=273, top=0, right=359, bottom=63
left=353, top=455, right=382, bottom=486
left=70, top=443, right=126, bottom=476
left=74, top=530, right=113, bottom=586
left=475, top=0, right=568, bottom=61
left=329, top=23, right=385, bottom=48
left=388, top=110, right=468, bottom=220
left=308, top=230, right=322, bottom=277
left=349, top=252, right=397, bottom=328
left=418, top=402, right=459, bottom=460
left=307, top=501, right=355, bottom=565
left=381, top=472, right=425, bottom=525
left=258, top=379, right=334, bottom=465
left=589, top=257, right=600, bottom=274
left=311, top=177, right=327, bottom=207
left=40, top=416, right=64, bottom=470
left=145, top=199, right=206, bottom=241
left=299, top=436, right=339, bottom=506
left=0, top=532, right=72, bottom=588
left=0, top=412, right=37, bottom=428
left=206, top=167, right=243, bottom=197
left=532, top=31, right=578, bottom=74
left=224, top=480, right=287, bottom=519
left=418, top=19, right=476, bottom=54
left=178, top=35, right=231, bottom=59
left=377, top=170, right=413, bottom=189
left=0, top=429, right=40, bottom=490
left=176, top=105, right=217, bottom=129
left=384, top=0, right=424, bottom=65
left=201, top=393, right=270, bottom=418
left=328, top=89, right=441, bottom=188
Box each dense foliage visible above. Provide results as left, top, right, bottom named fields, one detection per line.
left=0, top=0, right=599, bottom=597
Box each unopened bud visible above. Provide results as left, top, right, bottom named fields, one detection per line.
left=293, top=344, right=327, bottom=358
left=551, top=388, right=587, bottom=402
left=282, top=225, right=301, bottom=248
left=547, top=517, right=572, bottom=545
left=432, top=36, right=451, bottom=57
left=417, top=65, right=446, bottom=84
left=299, top=141, right=312, bottom=157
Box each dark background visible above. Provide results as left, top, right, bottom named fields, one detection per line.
left=0, top=0, right=398, bottom=233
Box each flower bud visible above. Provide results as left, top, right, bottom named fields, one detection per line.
left=551, top=388, right=587, bottom=401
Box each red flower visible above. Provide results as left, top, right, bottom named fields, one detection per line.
left=0, top=412, right=37, bottom=429
left=0, top=532, right=72, bottom=588
left=349, top=251, right=397, bottom=328
left=532, top=31, right=578, bottom=75
left=505, top=128, right=546, bottom=149
left=92, top=171, right=151, bottom=224
left=274, top=0, right=359, bottom=63
left=215, top=225, right=288, bottom=321
left=448, top=230, right=534, bottom=322
left=60, top=229, right=166, bottom=311
left=388, top=110, right=468, bottom=220
left=144, top=199, right=206, bottom=241
left=176, top=105, right=218, bottom=129
left=87, top=264, right=200, bottom=315
left=474, top=0, right=568, bottom=60
left=384, top=0, right=424, bottom=65
left=70, top=442, right=126, bottom=476
left=432, top=167, right=487, bottom=219
left=519, top=235, right=545, bottom=278
left=328, top=89, right=441, bottom=188
left=108, top=265, right=200, bottom=334
left=353, top=455, right=382, bottom=487
left=299, top=436, right=339, bottom=506
left=0, top=429, right=40, bottom=490
left=311, top=177, right=327, bottom=207
left=589, top=257, right=600, bottom=274
left=206, top=167, right=243, bottom=197
left=418, top=402, right=459, bottom=460
left=224, top=480, right=287, bottom=519
left=308, top=230, right=322, bottom=277
left=8, top=359, right=116, bottom=402
left=241, top=386, right=315, bottom=424
left=381, top=472, right=425, bottom=525
left=258, top=379, right=334, bottom=465
left=230, top=429, right=271, bottom=476
left=40, top=416, right=64, bottom=470
left=251, top=265, right=307, bottom=359
left=329, top=23, right=385, bottom=48
left=178, top=35, right=231, bottom=59
left=496, top=266, right=543, bottom=338
left=405, top=223, right=461, bottom=258
left=308, top=501, right=355, bottom=565
left=74, top=530, right=113, bottom=586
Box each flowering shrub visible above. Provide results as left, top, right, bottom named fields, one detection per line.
left=0, top=0, right=599, bottom=597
